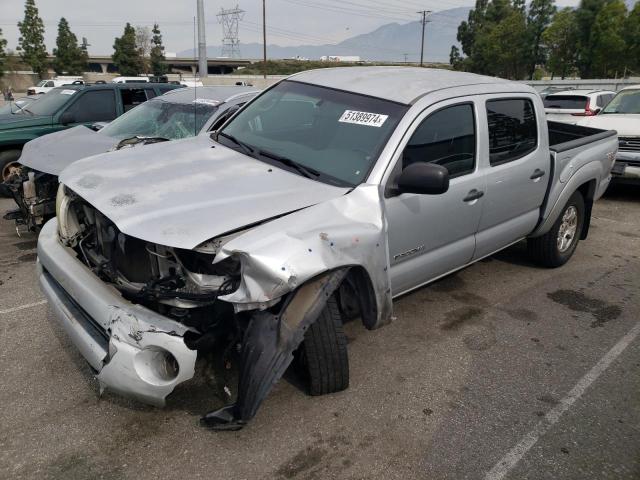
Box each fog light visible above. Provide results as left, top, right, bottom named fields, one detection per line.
left=134, top=348, right=180, bottom=385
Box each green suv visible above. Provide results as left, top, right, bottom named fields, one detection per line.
left=0, top=82, right=182, bottom=182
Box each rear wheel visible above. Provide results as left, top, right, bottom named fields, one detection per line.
left=297, top=296, right=349, bottom=396
left=527, top=191, right=585, bottom=268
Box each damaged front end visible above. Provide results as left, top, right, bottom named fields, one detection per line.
left=44, top=183, right=392, bottom=429
left=4, top=167, right=58, bottom=233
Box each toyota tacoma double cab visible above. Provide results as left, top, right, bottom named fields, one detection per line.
left=36, top=67, right=618, bottom=431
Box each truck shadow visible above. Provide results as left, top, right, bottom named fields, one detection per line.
left=603, top=182, right=640, bottom=203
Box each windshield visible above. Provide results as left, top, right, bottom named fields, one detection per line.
left=601, top=89, right=640, bottom=114
left=36, top=80, right=48, bottom=87
left=24, top=88, right=77, bottom=116
left=219, top=80, right=408, bottom=186
left=543, top=95, right=588, bottom=109
left=0, top=97, right=35, bottom=115
left=99, top=98, right=218, bottom=139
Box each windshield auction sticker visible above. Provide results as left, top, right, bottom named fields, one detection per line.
left=339, top=110, right=388, bottom=127
left=60, top=89, right=76, bottom=95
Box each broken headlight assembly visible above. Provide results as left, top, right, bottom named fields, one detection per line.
left=56, top=183, right=81, bottom=245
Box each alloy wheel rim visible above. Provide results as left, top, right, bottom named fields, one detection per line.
left=557, top=205, right=578, bottom=253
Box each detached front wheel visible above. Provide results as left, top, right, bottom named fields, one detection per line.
left=0, top=149, right=22, bottom=197
left=528, top=191, right=585, bottom=268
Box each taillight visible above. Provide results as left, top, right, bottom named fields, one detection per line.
left=572, top=98, right=595, bottom=116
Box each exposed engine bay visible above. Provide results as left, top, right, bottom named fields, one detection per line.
left=61, top=188, right=245, bottom=348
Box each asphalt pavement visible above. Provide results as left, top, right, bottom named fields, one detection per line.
left=0, top=184, right=638, bottom=480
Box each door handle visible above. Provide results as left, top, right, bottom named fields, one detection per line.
left=530, top=169, right=545, bottom=180
left=463, top=189, right=484, bottom=202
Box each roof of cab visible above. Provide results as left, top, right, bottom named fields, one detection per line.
left=158, top=85, right=259, bottom=104
left=288, top=66, right=525, bottom=105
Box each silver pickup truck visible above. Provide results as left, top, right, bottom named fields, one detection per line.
left=36, top=67, right=617, bottom=431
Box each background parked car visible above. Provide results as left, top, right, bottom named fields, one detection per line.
left=27, top=76, right=84, bottom=95
left=5, top=86, right=259, bottom=231
left=0, top=81, right=182, bottom=184
left=538, top=86, right=575, bottom=99
left=577, top=85, right=640, bottom=183
left=543, top=89, right=616, bottom=123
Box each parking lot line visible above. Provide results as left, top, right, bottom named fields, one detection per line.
left=485, top=320, right=640, bottom=480
left=0, top=300, right=47, bottom=315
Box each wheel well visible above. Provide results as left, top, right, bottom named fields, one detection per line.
left=577, top=179, right=596, bottom=240
left=336, top=266, right=378, bottom=330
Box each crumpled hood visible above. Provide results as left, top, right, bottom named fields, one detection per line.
left=20, top=126, right=118, bottom=175
left=577, top=114, right=640, bottom=137
left=0, top=114, right=51, bottom=129
left=60, top=135, right=350, bottom=250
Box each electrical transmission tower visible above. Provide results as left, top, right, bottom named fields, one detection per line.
left=217, top=5, right=245, bottom=58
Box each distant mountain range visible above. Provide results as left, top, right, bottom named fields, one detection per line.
left=180, top=1, right=638, bottom=63
left=179, top=7, right=472, bottom=63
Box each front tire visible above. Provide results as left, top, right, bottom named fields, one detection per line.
left=527, top=191, right=585, bottom=268
left=297, top=296, right=349, bottom=396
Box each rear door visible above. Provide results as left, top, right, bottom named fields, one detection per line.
left=474, top=95, right=549, bottom=259
left=385, top=99, right=486, bottom=295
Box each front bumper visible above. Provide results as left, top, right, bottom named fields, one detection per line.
left=37, top=218, right=197, bottom=406
left=612, top=152, right=640, bottom=182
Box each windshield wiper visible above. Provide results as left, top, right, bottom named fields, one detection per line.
left=115, top=136, right=170, bottom=150
left=216, top=131, right=255, bottom=157
left=21, top=107, right=34, bottom=116
left=258, top=149, right=320, bottom=180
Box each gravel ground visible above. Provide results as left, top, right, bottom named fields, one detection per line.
left=0, top=184, right=638, bottom=480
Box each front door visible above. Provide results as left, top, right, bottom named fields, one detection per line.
left=385, top=100, right=486, bottom=296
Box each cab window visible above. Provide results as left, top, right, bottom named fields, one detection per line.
left=403, top=103, right=476, bottom=178
left=64, top=90, right=117, bottom=122
left=487, top=98, right=537, bottom=165
left=120, top=88, right=151, bottom=112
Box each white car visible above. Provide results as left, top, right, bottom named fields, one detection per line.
left=27, top=77, right=84, bottom=95
left=543, top=89, right=616, bottom=123
left=577, top=85, right=640, bottom=183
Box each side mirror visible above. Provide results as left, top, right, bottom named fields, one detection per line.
left=593, top=108, right=602, bottom=115
left=59, top=112, right=75, bottom=125
left=396, top=162, right=449, bottom=195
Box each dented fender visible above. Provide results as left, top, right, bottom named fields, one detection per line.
left=217, top=184, right=393, bottom=329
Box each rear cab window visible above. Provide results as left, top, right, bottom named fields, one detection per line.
left=486, top=98, right=538, bottom=166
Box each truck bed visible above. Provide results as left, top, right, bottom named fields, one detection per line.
left=548, top=121, right=616, bottom=153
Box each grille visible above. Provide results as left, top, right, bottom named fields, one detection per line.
left=619, top=137, right=640, bottom=152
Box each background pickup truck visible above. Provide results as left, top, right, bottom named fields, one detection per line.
left=0, top=82, right=181, bottom=185
left=36, top=67, right=617, bottom=432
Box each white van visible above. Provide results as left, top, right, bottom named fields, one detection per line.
left=111, top=76, right=151, bottom=84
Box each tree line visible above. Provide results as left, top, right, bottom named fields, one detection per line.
left=451, top=0, right=640, bottom=79
left=0, top=0, right=168, bottom=80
